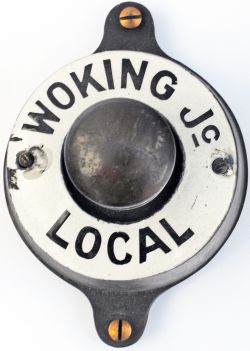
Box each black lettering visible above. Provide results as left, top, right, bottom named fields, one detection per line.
left=47, top=82, right=75, bottom=109
left=46, top=210, right=70, bottom=249
left=108, top=232, right=132, bottom=265
left=75, top=227, right=101, bottom=259
left=22, top=100, right=60, bottom=134
left=121, top=59, right=148, bottom=90
left=160, top=219, right=194, bottom=246
left=103, top=59, right=115, bottom=90
left=151, top=70, right=177, bottom=100
left=192, top=133, right=200, bottom=148
left=139, top=227, right=171, bottom=263
left=180, top=108, right=214, bottom=128
left=202, top=125, right=220, bottom=143
left=70, top=64, right=106, bottom=98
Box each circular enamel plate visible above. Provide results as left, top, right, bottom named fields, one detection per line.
left=5, top=50, right=247, bottom=287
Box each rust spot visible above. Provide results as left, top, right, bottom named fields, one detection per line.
left=7, top=168, right=19, bottom=190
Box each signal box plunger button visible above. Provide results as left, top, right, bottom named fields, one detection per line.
left=63, top=98, right=176, bottom=213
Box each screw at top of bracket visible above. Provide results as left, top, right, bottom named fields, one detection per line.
left=119, top=7, right=142, bottom=29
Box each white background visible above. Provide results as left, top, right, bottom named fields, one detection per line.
left=0, top=0, right=249, bottom=350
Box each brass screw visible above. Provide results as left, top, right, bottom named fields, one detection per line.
left=119, top=7, right=142, bottom=29
left=108, top=319, right=132, bottom=342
